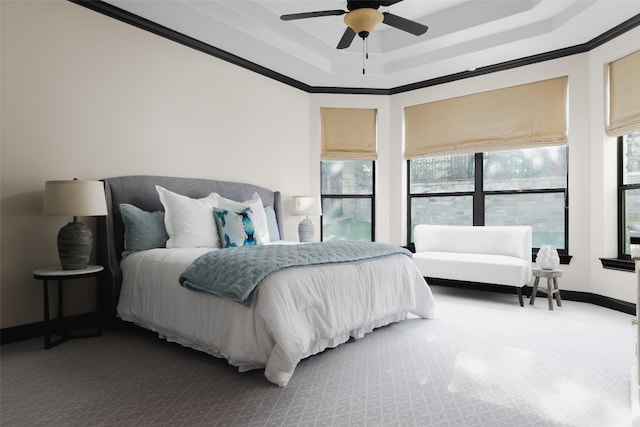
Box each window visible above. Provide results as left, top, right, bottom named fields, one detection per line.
left=319, top=108, right=377, bottom=241
left=409, top=153, right=474, bottom=233
left=321, top=160, right=374, bottom=241
left=619, top=131, right=640, bottom=258
left=408, top=145, right=568, bottom=254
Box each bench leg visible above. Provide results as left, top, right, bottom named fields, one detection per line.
left=516, top=287, right=524, bottom=307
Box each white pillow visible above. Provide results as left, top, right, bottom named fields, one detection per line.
left=212, top=192, right=270, bottom=244
left=156, top=185, right=220, bottom=248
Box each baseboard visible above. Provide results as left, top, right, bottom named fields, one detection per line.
left=426, top=278, right=635, bottom=315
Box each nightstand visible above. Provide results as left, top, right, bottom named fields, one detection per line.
left=33, top=265, right=104, bottom=349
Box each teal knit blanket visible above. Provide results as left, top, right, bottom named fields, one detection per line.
left=179, top=241, right=411, bottom=305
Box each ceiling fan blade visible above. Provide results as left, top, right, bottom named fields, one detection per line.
left=280, top=10, right=346, bottom=21
left=379, top=0, right=404, bottom=6
left=336, top=27, right=357, bottom=49
left=382, top=12, right=428, bottom=36
left=346, top=0, right=402, bottom=9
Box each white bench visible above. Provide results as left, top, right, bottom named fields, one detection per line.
left=413, top=224, right=533, bottom=306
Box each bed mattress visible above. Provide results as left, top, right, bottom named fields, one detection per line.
left=117, top=244, right=435, bottom=386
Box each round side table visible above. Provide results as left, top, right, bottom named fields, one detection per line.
left=33, top=265, right=104, bottom=349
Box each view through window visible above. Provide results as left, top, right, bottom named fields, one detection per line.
left=409, top=145, right=568, bottom=251
left=321, top=160, right=374, bottom=241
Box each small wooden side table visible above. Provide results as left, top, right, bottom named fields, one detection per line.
left=33, top=265, right=104, bottom=349
left=530, top=267, right=562, bottom=310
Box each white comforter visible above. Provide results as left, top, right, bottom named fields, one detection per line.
left=117, top=244, right=436, bottom=387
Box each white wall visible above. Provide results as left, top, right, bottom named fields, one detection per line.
left=0, top=0, right=311, bottom=328
left=2, top=0, right=638, bottom=329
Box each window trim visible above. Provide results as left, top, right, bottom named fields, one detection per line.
left=617, top=135, right=627, bottom=260
left=617, top=134, right=640, bottom=259
left=600, top=135, right=637, bottom=272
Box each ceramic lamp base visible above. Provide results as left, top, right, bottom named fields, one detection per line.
left=57, top=221, right=92, bottom=270
left=298, top=217, right=315, bottom=243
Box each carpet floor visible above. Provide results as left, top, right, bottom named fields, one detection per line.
left=0, top=285, right=635, bottom=426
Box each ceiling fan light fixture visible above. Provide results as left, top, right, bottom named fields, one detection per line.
left=344, top=8, right=383, bottom=39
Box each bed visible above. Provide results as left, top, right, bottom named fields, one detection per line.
left=97, top=175, right=435, bottom=387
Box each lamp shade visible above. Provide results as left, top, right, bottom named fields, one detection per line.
left=44, top=179, right=107, bottom=270
left=292, top=196, right=322, bottom=217
left=44, top=180, right=107, bottom=217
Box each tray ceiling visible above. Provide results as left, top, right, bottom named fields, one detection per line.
left=102, top=0, right=640, bottom=90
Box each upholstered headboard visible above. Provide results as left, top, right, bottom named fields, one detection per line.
left=97, top=175, right=284, bottom=323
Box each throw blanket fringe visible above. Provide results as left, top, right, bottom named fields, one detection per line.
left=179, top=241, right=411, bottom=305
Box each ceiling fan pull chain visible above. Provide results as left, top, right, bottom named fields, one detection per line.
left=362, top=39, right=366, bottom=75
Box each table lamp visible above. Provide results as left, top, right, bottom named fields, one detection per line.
left=292, top=196, right=322, bottom=243
left=44, top=179, right=108, bottom=270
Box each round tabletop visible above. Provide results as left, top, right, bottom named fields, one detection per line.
left=33, top=265, right=104, bottom=280
left=532, top=267, right=562, bottom=278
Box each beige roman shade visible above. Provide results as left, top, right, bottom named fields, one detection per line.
left=606, top=50, right=640, bottom=137
left=321, top=108, right=377, bottom=160
left=404, top=76, right=568, bottom=158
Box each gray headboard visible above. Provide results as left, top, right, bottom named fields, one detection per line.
left=97, top=175, right=284, bottom=323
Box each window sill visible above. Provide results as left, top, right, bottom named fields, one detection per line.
left=557, top=254, right=572, bottom=265
left=600, top=257, right=636, bottom=272
left=531, top=253, right=573, bottom=264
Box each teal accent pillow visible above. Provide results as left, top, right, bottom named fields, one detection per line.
left=119, top=203, right=168, bottom=256
left=213, top=207, right=260, bottom=248
left=264, top=206, right=280, bottom=241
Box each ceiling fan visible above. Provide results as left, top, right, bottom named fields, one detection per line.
left=280, top=0, right=429, bottom=50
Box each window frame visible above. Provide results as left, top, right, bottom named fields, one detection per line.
left=617, top=134, right=640, bottom=259
left=407, top=150, right=570, bottom=262
left=320, top=160, right=376, bottom=242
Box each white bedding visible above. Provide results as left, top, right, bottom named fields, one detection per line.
left=117, top=244, right=436, bottom=387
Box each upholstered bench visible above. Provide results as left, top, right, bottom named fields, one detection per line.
left=413, top=224, right=533, bottom=306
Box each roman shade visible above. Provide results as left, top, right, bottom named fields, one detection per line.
left=606, top=50, right=640, bottom=137
left=404, top=76, right=568, bottom=158
left=321, top=108, right=377, bottom=160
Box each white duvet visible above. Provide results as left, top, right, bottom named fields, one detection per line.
left=117, top=244, right=436, bottom=387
